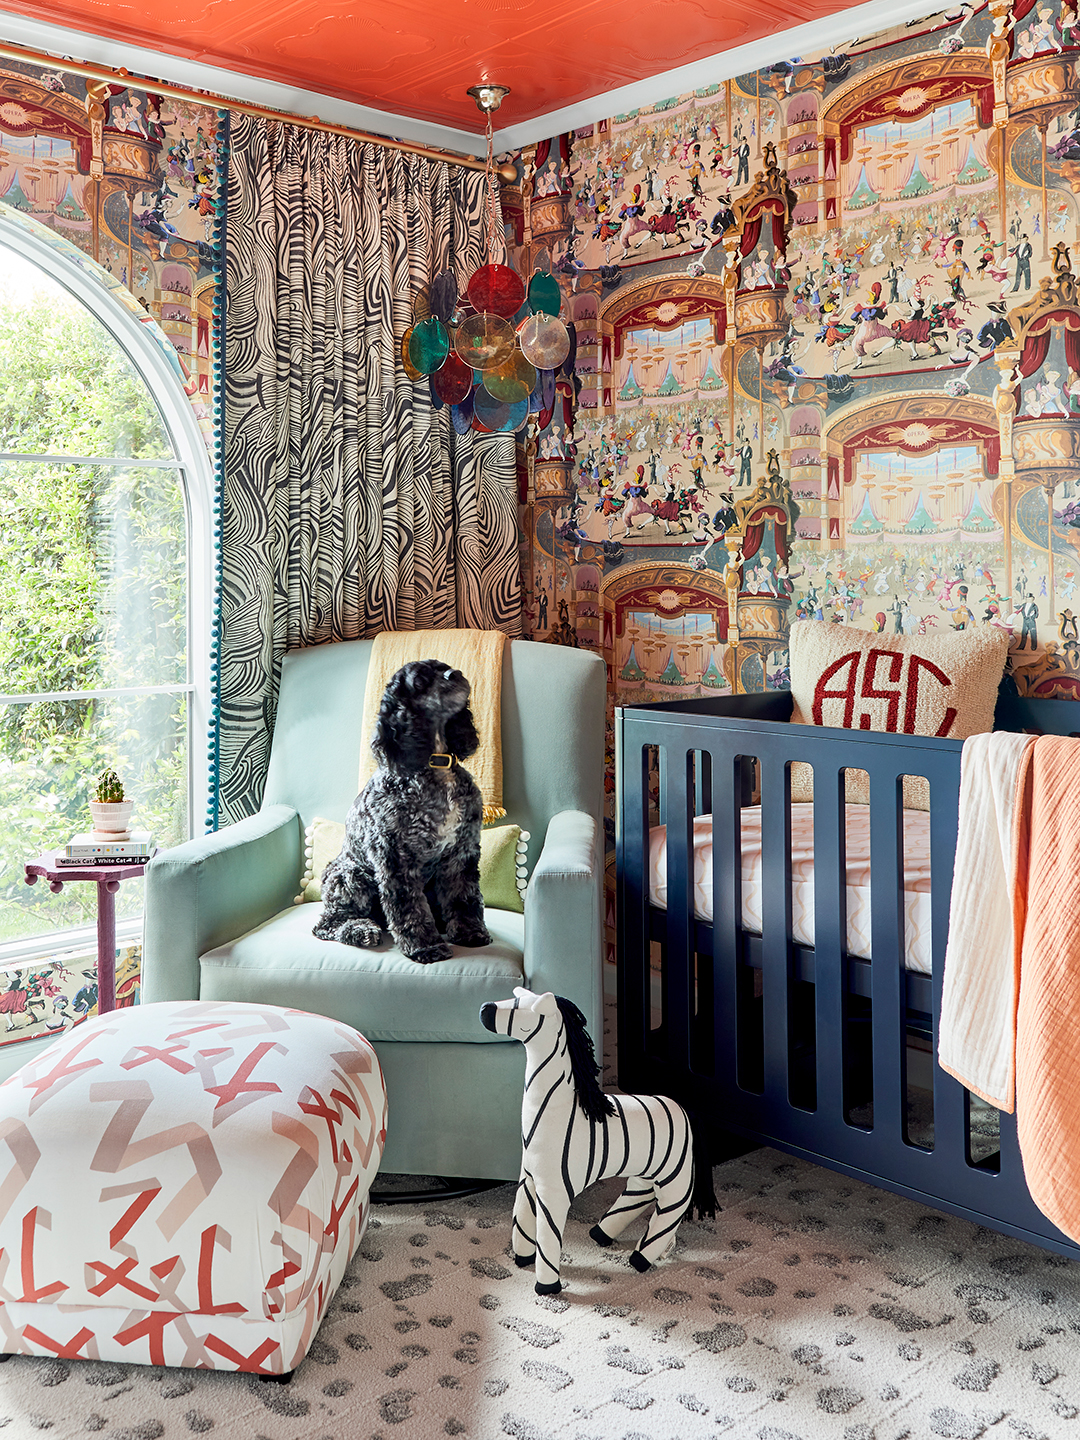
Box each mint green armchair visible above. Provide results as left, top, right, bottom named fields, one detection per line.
left=142, top=637, right=606, bottom=1181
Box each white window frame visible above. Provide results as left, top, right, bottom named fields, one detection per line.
left=0, top=222, right=215, bottom=954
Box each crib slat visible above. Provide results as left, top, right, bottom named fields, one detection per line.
left=813, top=764, right=847, bottom=1120
left=660, top=744, right=693, bottom=1070
left=868, top=768, right=905, bottom=1146
left=711, top=749, right=741, bottom=1093
left=930, top=770, right=966, bottom=1160
left=759, top=754, right=792, bottom=1110
left=615, top=733, right=651, bottom=1091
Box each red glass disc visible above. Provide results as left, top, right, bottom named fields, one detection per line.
left=467, top=264, right=526, bottom=319
left=432, top=349, right=474, bottom=406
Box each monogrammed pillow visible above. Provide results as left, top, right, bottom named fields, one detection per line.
left=787, top=621, right=1010, bottom=807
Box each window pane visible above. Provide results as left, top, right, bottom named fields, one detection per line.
left=0, top=462, right=186, bottom=693
left=0, top=250, right=174, bottom=460
left=0, top=691, right=188, bottom=942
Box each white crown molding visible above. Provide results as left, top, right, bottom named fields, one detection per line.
left=1, top=0, right=946, bottom=157
left=491, top=0, right=948, bottom=150
left=0, top=6, right=485, bottom=154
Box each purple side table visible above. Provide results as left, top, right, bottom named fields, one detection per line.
left=23, top=853, right=154, bottom=1014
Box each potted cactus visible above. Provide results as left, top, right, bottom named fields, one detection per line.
left=89, top=768, right=133, bottom=835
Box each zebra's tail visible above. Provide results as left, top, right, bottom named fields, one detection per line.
left=690, top=1125, right=719, bottom=1220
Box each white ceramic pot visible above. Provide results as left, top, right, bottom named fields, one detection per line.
left=89, top=800, right=134, bottom=834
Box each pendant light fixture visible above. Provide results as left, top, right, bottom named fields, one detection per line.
left=402, top=82, right=571, bottom=435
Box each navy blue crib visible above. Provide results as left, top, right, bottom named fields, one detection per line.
left=615, top=686, right=1080, bottom=1259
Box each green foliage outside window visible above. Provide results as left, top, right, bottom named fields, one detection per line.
left=0, top=252, right=189, bottom=940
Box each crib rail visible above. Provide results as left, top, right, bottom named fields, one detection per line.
left=615, top=693, right=1080, bottom=1259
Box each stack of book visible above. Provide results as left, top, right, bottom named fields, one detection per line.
left=58, top=831, right=155, bottom=866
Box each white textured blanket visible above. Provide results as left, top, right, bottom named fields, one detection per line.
left=937, top=730, right=1035, bottom=1112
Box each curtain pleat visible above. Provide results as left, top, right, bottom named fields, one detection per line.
left=219, top=114, right=521, bottom=824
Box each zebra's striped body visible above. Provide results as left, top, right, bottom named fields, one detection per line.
left=479, top=987, right=695, bottom=1294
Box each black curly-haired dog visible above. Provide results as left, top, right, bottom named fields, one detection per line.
left=312, top=658, right=492, bottom=965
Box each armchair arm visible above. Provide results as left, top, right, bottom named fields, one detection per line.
left=523, top=809, right=603, bottom=1036
left=142, top=805, right=302, bottom=1004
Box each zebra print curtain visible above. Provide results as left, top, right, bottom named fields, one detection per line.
left=220, top=114, right=521, bottom=824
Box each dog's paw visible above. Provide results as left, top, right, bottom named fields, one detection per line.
left=321, top=918, right=382, bottom=948
left=407, top=941, right=453, bottom=965
left=445, top=923, right=492, bottom=948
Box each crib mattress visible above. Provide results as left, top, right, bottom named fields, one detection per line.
left=648, top=802, right=933, bottom=974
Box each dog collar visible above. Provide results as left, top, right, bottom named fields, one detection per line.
left=428, top=753, right=458, bottom=770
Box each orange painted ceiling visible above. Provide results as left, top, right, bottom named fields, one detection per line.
left=0, top=0, right=859, bottom=132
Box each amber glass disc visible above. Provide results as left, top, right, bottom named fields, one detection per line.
left=401, top=327, right=422, bottom=382
left=433, top=350, right=474, bottom=406
left=527, top=270, right=562, bottom=318
left=473, top=386, right=528, bottom=433
left=517, top=313, right=571, bottom=370
left=454, top=312, right=515, bottom=371
left=482, top=350, right=537, bottom=404
left=467, top=263, right=526, bottom=319
left=408, top=316, right=449, bottom=376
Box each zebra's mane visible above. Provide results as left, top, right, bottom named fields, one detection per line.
left=555, top=996, right=616, bottom=1123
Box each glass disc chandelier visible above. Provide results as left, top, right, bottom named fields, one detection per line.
left=401, top=83, right=572, bottom=435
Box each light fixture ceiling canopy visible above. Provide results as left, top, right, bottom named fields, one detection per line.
left=467, top=83, right=511, bottom=114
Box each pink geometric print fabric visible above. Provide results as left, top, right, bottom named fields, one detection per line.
left=0, top=1001, right=387, bottom=1373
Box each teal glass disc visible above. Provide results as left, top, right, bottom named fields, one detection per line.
left=527, top=270, right=562, bottom=317
left=408, top=316, right=449, bottom=376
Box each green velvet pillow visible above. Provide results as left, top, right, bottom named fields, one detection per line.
left=297, top=818, right=529, bottom=914
left=478, top=823, right=528, bottom=913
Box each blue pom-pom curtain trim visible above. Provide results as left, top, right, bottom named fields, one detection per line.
left=206, top=108, right=229, bottom=835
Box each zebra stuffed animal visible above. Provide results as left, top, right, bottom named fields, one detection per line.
left=479, top=987, right=700, bottom=1294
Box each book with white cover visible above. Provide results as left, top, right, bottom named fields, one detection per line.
left=63, top=830, right=154, bottom=859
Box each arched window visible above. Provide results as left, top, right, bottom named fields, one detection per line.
left=0, top=220, right=213, bottom=956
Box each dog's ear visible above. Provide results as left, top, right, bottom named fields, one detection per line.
left=372, top=666, right=435, bottom=770
left=446, top=701, right=479, bottom=761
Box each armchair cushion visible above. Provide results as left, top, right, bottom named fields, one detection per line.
left=199, top=902, right=524, bottom=1044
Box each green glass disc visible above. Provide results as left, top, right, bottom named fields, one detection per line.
left=527, top=270, right=562, bottom=317
left=408, top=316, right=449, bottom=376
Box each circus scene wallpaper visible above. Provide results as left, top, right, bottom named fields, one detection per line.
left=6, top=8, right=1080, bottom=974
left=0, top=54, right=220, bottom=439
left=499, top=0, right=1080, bottom=956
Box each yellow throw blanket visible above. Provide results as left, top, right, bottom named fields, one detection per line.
left=358, top=629, right=507, bottom=823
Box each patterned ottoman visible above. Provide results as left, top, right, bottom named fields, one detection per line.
left=0, top=1000, right=387, bottom=1375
